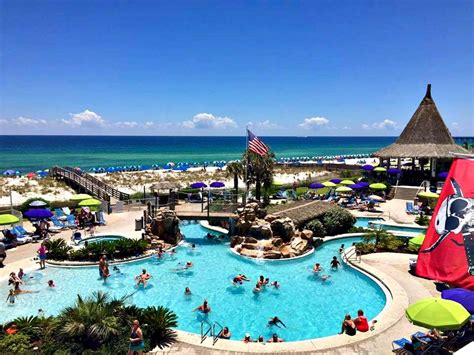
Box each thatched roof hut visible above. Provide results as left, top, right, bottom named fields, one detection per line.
left=273, top=200, right=331, bottom=226
left=151, top=182, right=178, bottom=191
left=374, top=84, right=467, bottom=158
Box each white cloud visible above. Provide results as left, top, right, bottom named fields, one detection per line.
left=143, top=121, right=155, bottom=128
left=115, top=121, right=139, bottom=128
left=342, top=126, right=351, bottom=130
left=62, top=109, right=105, bottom=126
left=299, top=116, right=329, bottom=129
left=182, top=113, right=237, bottom=129
left=0, top=116, right=47, bottom=126
left=362, top=119, right=396, bottom=130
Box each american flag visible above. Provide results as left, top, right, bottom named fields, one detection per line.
left=247, top=129, right=269, bottom=156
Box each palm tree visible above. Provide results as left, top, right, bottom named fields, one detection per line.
left=225, top=161, right=244, bottom=203
left=244, top=150, right=275, bottom=202
left=140, top=306, right=178, bottom=350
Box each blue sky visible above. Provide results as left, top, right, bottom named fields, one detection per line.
left=1, top=0, right=472, bottom=136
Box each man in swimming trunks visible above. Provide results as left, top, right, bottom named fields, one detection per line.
left=268, top=316, right=286, bottom=328
left=135, top=269, right=151, bottom=287
left=330, top=256, right=341, bottom=269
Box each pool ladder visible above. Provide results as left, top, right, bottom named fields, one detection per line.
left=200, top=320, right=223, bottom=345
left=342, top=247, right=361, bottom=263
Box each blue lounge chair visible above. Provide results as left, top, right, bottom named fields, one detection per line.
left=10, top=228, right=32, bottom=244
left=14, top=225, right=32, bottom=236
left=392, top=337, right=413, bottom=353
left=55, top=208, right=65, bottom=217
left=66, top=215, right=77, bottom=228
left=51, top=216, right=67, bottom=229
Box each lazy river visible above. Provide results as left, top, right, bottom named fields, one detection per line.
left=0, top=222, right=387, bottom=342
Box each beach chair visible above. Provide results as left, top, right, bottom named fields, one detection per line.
left=391, top=337, right=414, bottom=354
left=55, top=208, right=67, bottom=220
left=96, top=211, right=106, bottom=225
left=66, top=215, right=78, bottom=228
left=71, top=231, right=82, bottom=244
left=405, top=201, right=414, bottom=214
left=10, top=228, right=32, bottom=244
left=14, top=225, right=33, bottom=236
left=51, top=216, right=67, bottom=229
left=62, top=207, right=72, bottom=216
left=13, top=225, right=40, bottom=242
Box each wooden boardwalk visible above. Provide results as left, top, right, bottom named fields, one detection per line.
left=175, top=210, right=235, bottom=220
left=51, top=166, right=130, bottom=203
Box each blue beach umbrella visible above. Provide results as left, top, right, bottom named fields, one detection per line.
left=358, top=181, right=370, bottom=188
left=388, top=168, right=402, bottom=175
left=191, top=182, right=207, bottom=189
left=348, top=184, right=363, bottom=190
left=330, top=178, right=342, bottom=184
left=3, top=170, right=16, bottom=176
left=309, top=182, right=325, bottom=189
left=437, top=171, right=449, bottom=180
left=210, top=181, right=225, bottom=188
left=24, top=209, right=53, bottom=219
left=106, top=167, right=116, bottom=173
left=441, top=288, right=474, bottom=313
left=361, top=165, right=374, bottom=171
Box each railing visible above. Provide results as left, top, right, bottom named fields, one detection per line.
left=341, top=247, right=361, bottom=263
left=415, top=180, right=431, bottom=198
left=200, top=320, right=213, bottom=343
left=200, top=320, right=224, bottom=345
left=212, top=321, right=223, bottom=345
left=51, top=167, right=130, bottom=202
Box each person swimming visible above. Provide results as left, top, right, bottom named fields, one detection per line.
left=135, top=269, right=151, bottom=287
left=257, top=335, right=264, bottom=342
left=233, top=274, right=250, bottom=284
left=330, top=256, right=341, bottom=270
left=47, top=280, right=55, bottom=288
left=320, top=275, right=332, bottom=282
left=242, top=333, right=253, bottom=343
left=313, top=263, right=323, bottom=273
left=112, top=265, right=121, bottom=273
left=184, top=287, right=192, bottom=295
left=193, top=299, right=211, bottom=313
left=339, top=244, right=345, bottom=253
left=253, top=282, right=262, bottom=293
left=268, top=316, right=286, bottom=328
left=185, top=261, right=193, bottom=269
left=6, top=289, right=15, bottom=304
left=270, top=281, right=280, bottom=288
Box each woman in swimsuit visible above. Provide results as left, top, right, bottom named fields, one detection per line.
left=128, top=320, right=145, bottom=355
left=218, top=327, right=231, bottom=339
left=340, top=314, right=357, bottom=336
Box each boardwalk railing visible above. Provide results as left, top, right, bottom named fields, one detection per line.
left=51, top=166, right=130, bottom=202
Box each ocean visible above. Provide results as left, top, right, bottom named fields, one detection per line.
left=1, top=135, right=398, bottom=172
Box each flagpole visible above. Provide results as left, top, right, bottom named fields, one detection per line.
left=244, top=126, right=249, bottom=205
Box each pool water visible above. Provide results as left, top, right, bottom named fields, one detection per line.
left=355, top=218, right=426, bottom=235
left=76, top=235, right=125, bottom=245
left=354, top=217, right=385, bottom=228
left=0, top=223, right=386, bottom=342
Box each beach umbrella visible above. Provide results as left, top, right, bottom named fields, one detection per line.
left=24, top=209, right=53, bottom=219
left=368, top=195, right=384, bottom=202
left=210, top=181, right=225, bottom=188
left=441, top=289, right=474, bottom=313
left=348, top=184, right=363, bottom=190
left=26, top=172, right=36, bottom=178
left=437, top=171, right=449, bottom=180
left=309, top=182, right=325, bottom=189
left=322, top=181, right=337, bottom=187
left=335, top=186, right=353, bottom=193
left=3, top=169, right=17, bottom=176
left=408, top=234, right=425, bottom=250
left=0, top=214, right=19, bottom=225
left=29, top=200, right=48, bottom=207
left=361, top=165, right=374, bottom=171
left=406, top=298, right=470, bottom=330
left=106, top=167, right=116, bottom=173
left=78, top=198, right=102, bottom=207
left=388, top=168, right=402, bottom=175
left=358, top=181, right=370, bottom=188
left=374, top=167, right=387, bottom=172
left=369, top=183, right=387, bottom=190
left=70, top=194, right=92, bottom=201
left=418, top=191, right=439, bottom=199
left=38, top=171, right=49, bottom=177
left=191, top=182, right=207, bottom=189
left=340, top=179, right=355, bottom=185
left=330, top=178, right=342, bottom=184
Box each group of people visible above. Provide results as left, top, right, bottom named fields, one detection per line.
left=214, top=316, right=286, bottom=343
left=253, top=275, right=280, bottom=292
left=6, top=269, right=49, bottom=304
left=340, top=310, right=376, bottom=336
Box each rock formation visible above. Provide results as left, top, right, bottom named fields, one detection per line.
left=146, top=208, right=182, bottom=244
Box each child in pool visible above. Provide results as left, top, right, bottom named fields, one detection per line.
left=6, top=289, right=15, bottom=304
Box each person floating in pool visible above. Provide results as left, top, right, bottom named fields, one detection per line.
left=135, top=269, right=151, bottom=287
left=268, top=316, right=286, bottom=328
left=184, top=287, right=192, bottom=295
left=270, top=280, right=280, bottom=288
left=339, top=244, right=345, bottom=254
left=253, top=282, right=262, bottom=293
left=193, top=299, right=211, bottom=313
left=330, top=256, right=341, bottom=270
left=268, top=333, right=284, bottom=342
left=313, top=263, right=323, bottom=273
left=47, top=280, right=55, bottom=288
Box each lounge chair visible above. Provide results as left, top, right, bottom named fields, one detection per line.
left=62, top=207, right=72, bottom=216
left=66, top=215, right=77, bottom=228
left=10, top=228, right=32, bottom=244
left=55, top=208, right=65, bottom=217
left=14, top=225, right=33, bottom=236
left=71, top=231, right=82, bottom=244
left=51, top=216, right=67, bottom=229
left=392, top=337, right=414, bottom=354
left=13, top=226, right=40, bottom=242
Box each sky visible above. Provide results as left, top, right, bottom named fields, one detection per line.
left=0, top=0, right=472, bottom=136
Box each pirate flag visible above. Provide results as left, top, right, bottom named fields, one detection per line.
left=416, top=157, right=474, bottom=290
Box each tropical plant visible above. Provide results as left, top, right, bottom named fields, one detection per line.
left=244, top=150, right=275, bottom=202
left=360, top=230, right=404, bottom=252
left=225, top=161, right=244, bottom=203
left=69, top=238, right=148, bottom=261
left=0, top=333, right=32, bottom=353
left=305, top=219, right=327, bottom=238
left=44, top=238, right=73, bottom=260
left=415, top=214, right=430, bottom=226
left=20, top=196, right=50, bottom=212
left=140, top=306, right=178, bottom=350
left=320, top=206, right=356, bottom=235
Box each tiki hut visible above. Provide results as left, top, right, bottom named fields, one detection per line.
left=273, top=200, right=331, bottom=227
left=374, top=84, right=467, bottom=181
left=375, top=84, right=467, bottom=158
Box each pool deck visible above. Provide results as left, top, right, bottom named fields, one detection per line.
left=1, top=206, right=440, bottom=354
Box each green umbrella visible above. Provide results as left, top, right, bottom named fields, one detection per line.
left=418, top=191, right=439, bottom=199
left=406, top=298, right=470, bottom=330
left=78, top=198, right=102, bottom=207
left=322, top=181, right=337, bottom=187
left=0, top=214, right=20, bottom=226
left=70, top=194, right=92, bottom=201
left=336, top=186, right=353, bottom=193
left=369, top=183, right=387, bottom=190
left=408, top=234, right=425, bottom=250
left=374, top=167, right=387, bottom=172
left=340, top=179, right=355, bottom=185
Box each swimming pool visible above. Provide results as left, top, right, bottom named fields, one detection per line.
left=0, top=223, right=387, bottom=342
left=76, top=235, right=125, bottom=245
left=354, top=217, right=385, bottom=228
left=370, top=222, right=426, bottom=235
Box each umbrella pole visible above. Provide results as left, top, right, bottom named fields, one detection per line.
left=9, top=187, right=13, bottom=214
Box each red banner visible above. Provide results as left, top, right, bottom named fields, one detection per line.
left=416, top=157, right=474, bottom=290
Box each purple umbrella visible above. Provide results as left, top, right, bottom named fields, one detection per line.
left=24, top=209, right=53, bottom=219
left=361, top=165, right=374, bottom=171
left=348, top=184, right=363, bottom=190
left=441, top=288, right=474, bottom=313
left=330, top=178, right=342, bottom=184
left=388, top=168, right=402, bottom=175
left=358, top=181, right=370, bottom=188
left=210, top=181, right=225, bottom=188
left=309, top=182, right=325, bottom=189
left=191, top=182, right=207, bottom=189
left=437, top=171, right=449, bottom=180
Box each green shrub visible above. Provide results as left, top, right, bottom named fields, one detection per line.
left=358, top=230, right=404, bottom=254
left=415, top=214, right=430, bottom=226
left=20, top=197, right=50, bottom=212
left=44, top=239, right=73, bottom=261
left=68, top=238, right=148, bottom=261
left=348, top=226, right=371, bottom=233
left=320, top=206, right=356, bottom=235
left=305, top=219, right=326, bottom=238
left=0, top=333, right=32, bottom=353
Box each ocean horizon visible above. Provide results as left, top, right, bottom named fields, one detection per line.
left=0, top=135, right=471, bottom=172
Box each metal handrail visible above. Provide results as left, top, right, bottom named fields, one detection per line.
left=212, top=321, right=224, bottom=345
left=200, top=320, right=212, bottom=343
